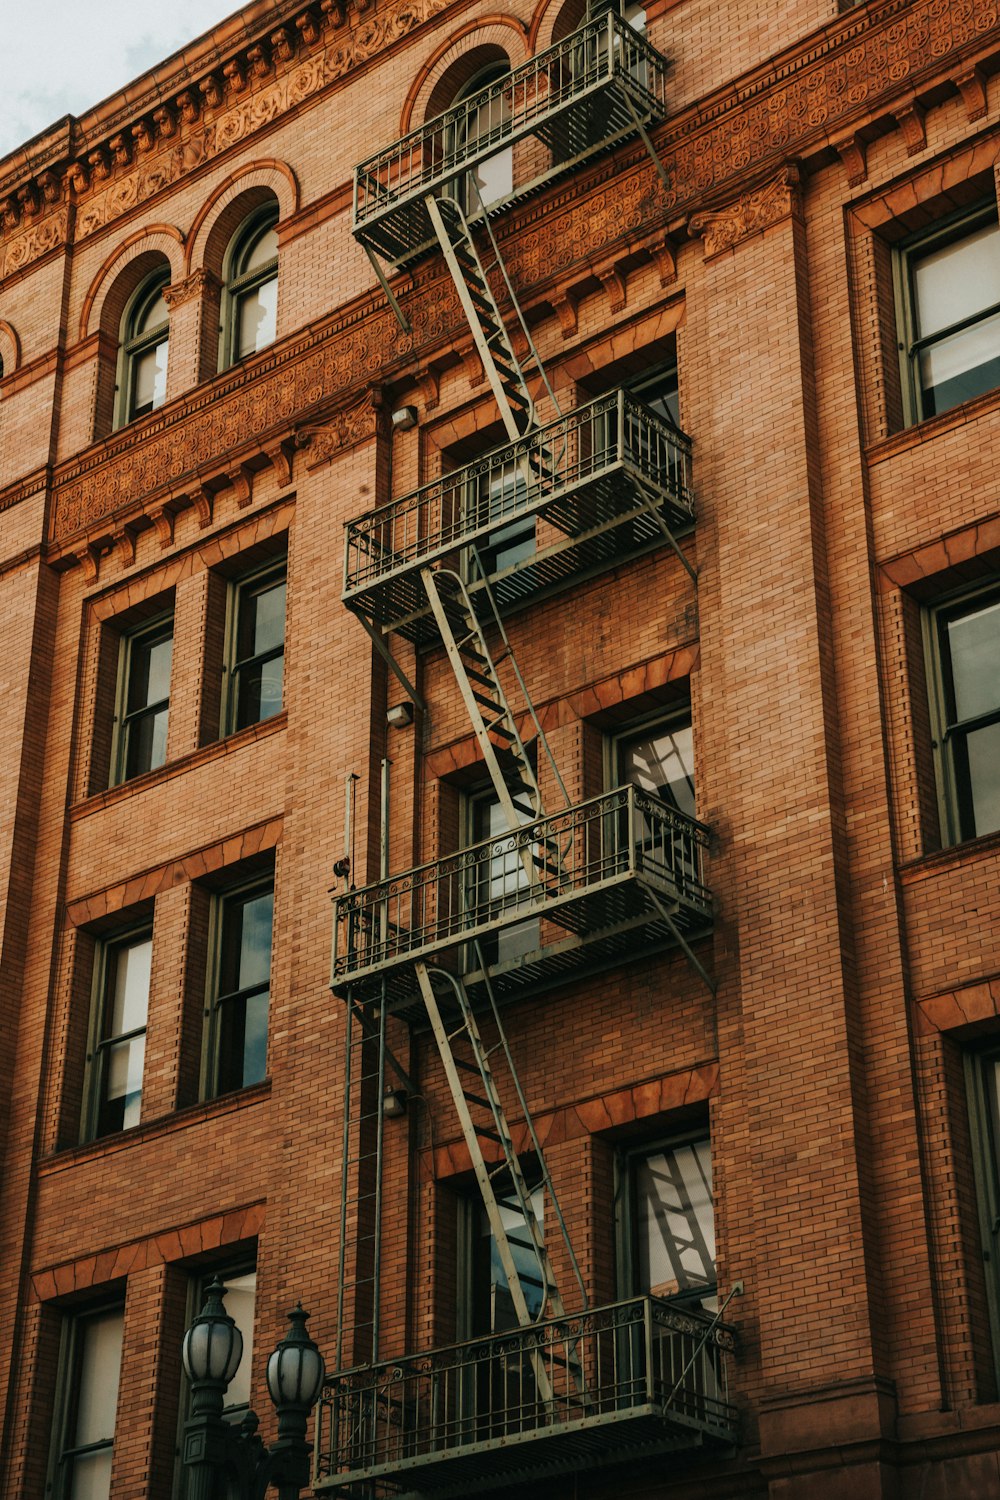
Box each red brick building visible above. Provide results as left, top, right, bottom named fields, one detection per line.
left=1, top=0, right=1000, bottom=1495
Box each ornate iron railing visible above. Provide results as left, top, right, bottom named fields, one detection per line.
left=331, top=785, right=711, bottom=989
left=314, top=1296, right=737, bottom=1491
left=343, top=392, right=692, bottom=612
left=353, top=13, right=668, bottom=260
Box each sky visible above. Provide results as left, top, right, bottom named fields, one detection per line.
left=2, top=2, right=245, bottom=160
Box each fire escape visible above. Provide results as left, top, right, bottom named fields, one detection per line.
left=317, top=8, right=738, bottom=1493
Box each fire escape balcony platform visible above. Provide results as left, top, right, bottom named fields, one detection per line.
left=331, top=786, right=711, bottom=1017
left=343, top=393, right=694, bottom=646
left=314, top=1295, right=737, bottom=1496
left=353, top=13, right=669, bottom=267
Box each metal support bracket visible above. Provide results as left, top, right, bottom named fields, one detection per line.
left=647, top=888, right=716, bottom=996
left=634, top=475, right=697, bottom=583
left=365, top=243, right=411, bottom=334
left=352, top=607, right=426, bottom=711
left=624, top=94, right=672, bottom=198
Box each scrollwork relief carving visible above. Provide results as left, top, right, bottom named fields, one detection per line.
left=689, top=167, right=801, bottom=259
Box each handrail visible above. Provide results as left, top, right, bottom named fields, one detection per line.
left=331, top=785, right=711, bottom=984
left=314, top=1294, right=737, bottom=1487
left=353, top=13, right=667, bottom=233
left=343, top=391, right=693, bottom=600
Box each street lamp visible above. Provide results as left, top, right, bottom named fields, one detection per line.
left=181, top=1277, right=326, bottom=1500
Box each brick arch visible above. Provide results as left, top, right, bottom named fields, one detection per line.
left=402, top=18, right=529, bottom=135
left=80, top=225, right=184, bottom=342
left=0, top=319, right=21, bottom=379
left=529, top=0, right=586, bottom=52
left=185, top=160, right=299, bottom=277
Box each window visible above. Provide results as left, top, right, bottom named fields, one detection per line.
left=619, top=1133, right=716, bottom=1306
left=85, top=928, right=151, bottom=1140
left=467, top=782, right=539, bottom=967
left=897, top=207, right=1000, bottom=424
left=206, top=880, right=273, bottom=1096
left=467, top=454, right=534, bottom=581
left=925, top=582, right=1000, bottom=845
left=458, top=1185, right=544, bottom=1337
left=116, top=272, right=169, bottom=427
left=52, top=1304, right=124, bottom=1500
left=225, top=560, right=287, bottom=734
left=112, top=616, right=173, bottom=786
left=615, top=710, right=695, bottom=816
left=221, top=206, right=278, bottom=369
left=449, top=64, right=513, bottom=213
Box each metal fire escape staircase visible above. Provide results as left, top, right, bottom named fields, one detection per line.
left=332, top=11, right=691, bottom=1416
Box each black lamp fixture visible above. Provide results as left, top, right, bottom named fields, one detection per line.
left=181, top=1277, right=326, bottom=1500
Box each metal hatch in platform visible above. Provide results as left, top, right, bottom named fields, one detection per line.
left=353, top=12, right=669, bottom=268
left=313, top=1295, right=738, bottom=1496
left=342, top=391, right=694, bottom=646
left=330, top=785, right=712, bottom=1018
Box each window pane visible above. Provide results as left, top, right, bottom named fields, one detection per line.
left=222, top=890, right=274, bottom=994
left=67, top=1446, right=113, bottom=1500
left=913, top=220, right=1000, bottom=340
left=237, top=577, right=286, bottom=661
left=242, top=226, right=278, bottom=274
left=107, top=937, right=151, bottom=1037
left=636, top=1140, right=715, bottom=1297
left=480, top=1189, right=543, bottom=1330
left=124, top=706, right=169, bottom=779
left=221, top=1270, right=256, bottom=1409
left=918, top=310, right=1000, bottom=416
left=962, top=720, right=1000, bottom=838
left=945, top=598, right=1000, bottom=723
left=73, top=1311, right=123, bottom=1447
left=217, top=986, right=269, bottom=1092
left=131, top=338, right=168, bottom=416
left=127, top=632, right=172, bottom=713
left=236, top=275, right=277, bottom=359
left=235, top=656, right=285, bottom=731
left=620, top=721, right=695, bottom=816
left=134, top=286, right=169, bottom=336
left=100, top=1035, right=146, bottom=1133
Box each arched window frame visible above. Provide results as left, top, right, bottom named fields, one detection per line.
left=220, top=204, right=280, bottom=371
left=114, top=272, right=170, bottom=429
left=448, top=61, right=514, bottom=214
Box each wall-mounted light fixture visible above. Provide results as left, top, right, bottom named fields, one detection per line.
left=386, top=702, right=414, bottom=730
left=391, top=406, right=418, bottom=431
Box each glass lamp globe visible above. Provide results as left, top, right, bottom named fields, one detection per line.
left=266, top=1304, right=325, bottom=1413
left=182, top=1277, right=244, bottom=1388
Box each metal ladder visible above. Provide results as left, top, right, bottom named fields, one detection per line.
left=415, top=961, right=588, bottom=1410
left=421, top=566, right=564, bottom=894
left=334, top=993, right=387, bottom=1372
left=427, top=194, right=538, bottom=441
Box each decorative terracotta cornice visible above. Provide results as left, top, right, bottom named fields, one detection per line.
left=0, top=0, right=454, bottom=276
left=3, top=0, right=1000, bottom=285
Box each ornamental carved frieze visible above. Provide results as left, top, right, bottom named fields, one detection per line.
left=688, top=167, right=801, bottom=259
left=296, top=388, right=387, bottom=469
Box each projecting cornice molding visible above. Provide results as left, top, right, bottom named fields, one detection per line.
left=2, top=0, right=999, bottom=283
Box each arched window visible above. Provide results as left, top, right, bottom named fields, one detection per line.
left=221, top=206, right=279, bottom=369
left=451, top=64, right=513, bottom=213
left=116, top=273, right=169, bottom=427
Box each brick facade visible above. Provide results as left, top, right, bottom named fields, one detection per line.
left=2, top=0, right=1000, bottom=1495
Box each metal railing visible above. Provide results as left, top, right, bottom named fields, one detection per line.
left=353, top=13, right=667, bottom=238
left=331, top=785, right=711, bottom=986
left=343, top=392, right=693, bottom=604
left=314, top=1296, right=737, bottom=1490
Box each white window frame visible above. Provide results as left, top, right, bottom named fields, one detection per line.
left=82, top=923, right=152, bottom=1142
left=220, top=205, right=279, bottom=371
left=114, top=272, right=170, bottom=429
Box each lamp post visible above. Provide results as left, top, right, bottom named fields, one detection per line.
left=181, top=1277, right=326, bottom=1500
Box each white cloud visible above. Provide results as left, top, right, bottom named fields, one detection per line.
left=2, top=1, right=243, bottom=159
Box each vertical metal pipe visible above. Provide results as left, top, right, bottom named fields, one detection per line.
left=380, top=758, right=391, bottom=881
